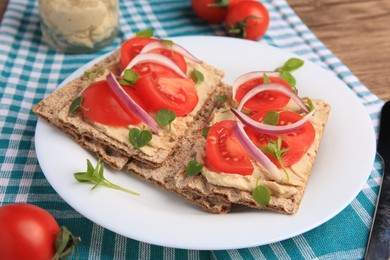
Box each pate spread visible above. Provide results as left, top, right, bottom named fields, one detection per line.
left=39, top=0, right=118, bottom=49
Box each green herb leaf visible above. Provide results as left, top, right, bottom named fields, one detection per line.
left=263, top=73, right=270, bottom=84
left=202, top=127, right=210, bottom=138
left=306, top=97, right=315, bottom=112
left=161, top=39, right=174, bottom=47
left=186, top=160, right=204, bottom=176
left=191, top=69, right=204, bottom=84
left=263, top=111, right=279, bottom=125
left=216, top=95, right=228, bottom=104
left=260, top=136, right=289, bottom=180
left=276, top=58, right=304, bottom=72
left=280, top=71, right=298, bottom=94
left=84, top=62, right=116, bottom=79
left=129, top=128, right=153, bottom=148
left=252, top=185, right=270, bottom=205
left=136, top=29, right=154, bottom=37
left=120, top=69, right=139, bottom=85
left=156, top=108, right=176, bottom=127
left=69, top=96, right=88, bottom=113
left=74, top=159, right=139, bottom=195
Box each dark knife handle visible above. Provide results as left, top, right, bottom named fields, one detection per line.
left=365, top=101, right=390, bottom=260
left=365, top=163, right=390, bottom=259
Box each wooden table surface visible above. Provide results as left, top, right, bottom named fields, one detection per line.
left=0, top=0, right=389, bottom=100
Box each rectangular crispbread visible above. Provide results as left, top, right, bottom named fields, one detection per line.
left=173, top=99, right=331, bottom=214
left=33, top=49, right=225, bottom=170
left=33, top=49, right=232, bottom=213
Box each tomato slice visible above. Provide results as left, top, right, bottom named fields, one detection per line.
left=205, top=120, right=254, bottom=175
left=235, top=76, right=293, bottom=112
left=81, top=80, right=146, bottom=126
left=120, top=37, right=187, bottom=73
left=245, top=109, right=315, bottom=167
left=148, top=48, right=187, bottom=73
left=120, top=37, right=158, bottom=69
left=133, top=63, right=198, bottom=116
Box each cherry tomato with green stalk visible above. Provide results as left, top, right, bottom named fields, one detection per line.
left=0, top=203, right=80, bottom=260
left=225, top=1, right=270, bottom=40
left=191, top=0, right=255, bottom=23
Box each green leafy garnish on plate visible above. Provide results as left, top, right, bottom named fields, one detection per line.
left=191, top=69, right=204, bottom=84
left=129, top=128, right=153, bottom=148
left=202, top=126, right=210, bottom=138
left=69, top=96, right=88, bottom=113
left=136, top=29, right=153, bottom=37
left=156, top=108, right=176, bottom=128
left=260, top=136, right=289, bottom=180
left=276, top=58, right=304, bottom=72
left=118, top=69, right=139, bottom=86
left=186, top=160, right=204, bottom=176
left=263, top=111, right=280, bottom=125
left=252, top=185, right=270, bottom=205
left=74, top=159, right=139, bottom=196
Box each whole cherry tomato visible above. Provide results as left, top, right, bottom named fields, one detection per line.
left=191, top=0, right=255, bottom=23
left=225, top=1, right=270, bottom=40
left=0, top=203, right=79, bottom=260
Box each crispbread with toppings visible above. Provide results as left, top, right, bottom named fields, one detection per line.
left=174, top=99, right=331, bottom=214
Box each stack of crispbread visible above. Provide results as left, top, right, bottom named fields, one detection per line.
left=33, top=48, right=234, bottom=213
left=34, top=44, right=330, bottom=215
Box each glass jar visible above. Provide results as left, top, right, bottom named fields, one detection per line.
left=38, top=0, right=119, bottom=53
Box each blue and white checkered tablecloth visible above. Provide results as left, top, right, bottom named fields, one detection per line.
left=0, top=0, right=385, bottom=259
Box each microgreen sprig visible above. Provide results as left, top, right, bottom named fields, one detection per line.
left=252, top=178, right=270, bottom=205
left=260, top=136, right=290, bottom=181
left=119, top=69, right=139, bottom=86
left=74, top=159, right=139, bottom=196
left=186, top=160, right=204, bottom=176
left=191, top=69, right=204, bottom=84
left=202, top=127, right=210, bottom=138
left=84, top=62, right=117, bottom=79
left=156, top=108, right=176, bottom=129
left=136, top=29, right=154, bottom=37
left=275, top=57, right=304, bottom=94
left=69, top=96, right=88, bottom=113
left=129, top=128, right=152, bottom=148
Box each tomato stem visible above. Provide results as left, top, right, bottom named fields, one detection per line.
left=52, top=226, right=81, bottom=260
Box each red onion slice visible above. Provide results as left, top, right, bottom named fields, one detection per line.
left=237, top=83, right=309, bottom=113
left=122, top=52, right=188, bottom=79
left=141, top=41, right=202, bottom=64
left=232, top=71, right=281, bottom=100
left=232, top=122, right=283, bottom=182
left=232, top=108, right=315, bottom=134
left=106, top=73, right=160, bottom=134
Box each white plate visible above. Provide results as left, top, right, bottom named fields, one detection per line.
left=35, top=36, right=376, bottom=250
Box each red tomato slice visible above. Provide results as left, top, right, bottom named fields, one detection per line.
left=235, top=76, right=293, bottom=112
left=245, top=109, right=315, bottom=167
left=120, top=37, right=187, bottom=73
left=148, top=48, right=187, bottom=73
left=81, top=80, right=146, bottom=126
left=120, top=37, right=158, bottom=68
left=133, top=63, right=198, bottom=116
left=205, top=120, right=254, bottom=175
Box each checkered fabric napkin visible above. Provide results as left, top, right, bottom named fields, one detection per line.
left=0, top=0, right=385, bottom=259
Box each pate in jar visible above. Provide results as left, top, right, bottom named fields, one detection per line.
left=39, top=0, right=119, bottom=53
